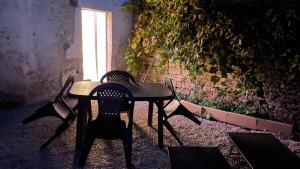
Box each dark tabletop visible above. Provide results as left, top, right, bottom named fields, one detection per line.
left=228, top=132, right=300, bottom=169
left=69, top=81, right=173, bottom=101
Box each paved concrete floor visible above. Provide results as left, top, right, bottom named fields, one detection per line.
left=0, top=102, right=79, bottom=168
left=1, top=101, right=299, bottom=169
left=0, top=101, right=172, bottom=169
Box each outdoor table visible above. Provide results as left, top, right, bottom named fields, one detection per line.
left=227, top=132, right=300, bottom=169
left=69, top=81, right=173, bottom=149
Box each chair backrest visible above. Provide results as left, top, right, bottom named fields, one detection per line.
left=89, top=83, right=133, bottom=121
left=100, top=70, right=136, bottom=84
left=163, top=77, right=178, bottom=108
left=55, top=75, right=75, bottom=100
left=164, top=77, right=176, bottom=97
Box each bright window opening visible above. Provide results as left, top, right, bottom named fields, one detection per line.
left=81, top=9, right=109, bottom=81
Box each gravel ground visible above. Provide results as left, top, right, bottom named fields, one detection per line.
left=0, top=101, right=299, bottom=169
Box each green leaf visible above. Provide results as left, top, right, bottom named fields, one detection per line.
left=204, top=112, right=213, bottom=120
left=210, top=75, right=220, bottom=84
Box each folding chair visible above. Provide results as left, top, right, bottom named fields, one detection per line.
left=22, top=75, right=78, bottom=148
left=158, top=77, right=201, bottom=145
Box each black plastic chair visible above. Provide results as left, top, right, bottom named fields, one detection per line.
left=100, top=70, right=137, bottom=113
left=79, top=83, right=134, bottom=168
left=161, top=77, right=201, bottom=145
left=22, top=75, right=78, bottom=148
left=100, top=70, right=136, bottom=84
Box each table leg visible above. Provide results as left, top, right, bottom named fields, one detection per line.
left=75, top=99, right=88, bottom=150
left=147, top=101, right=154, bottom=126
left=156, top=100, right=164, bottom=148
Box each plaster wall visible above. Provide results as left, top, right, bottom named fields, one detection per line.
left=0, top=0, right=132, bottom=105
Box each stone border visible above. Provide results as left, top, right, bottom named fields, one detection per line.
left=181, top=100, right=293, bottom=137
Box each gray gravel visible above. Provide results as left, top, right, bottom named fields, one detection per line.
left=0, top=101, right=299, bottom=169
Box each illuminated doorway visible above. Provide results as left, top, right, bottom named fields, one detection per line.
left=81, top=8, right=110, bottom=81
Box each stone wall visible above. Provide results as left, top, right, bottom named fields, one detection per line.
left=0, top=0, right=132, bottom=106
left=140, top=58, right=300, bottom=126
left=257, top=59, right=300, bottom=123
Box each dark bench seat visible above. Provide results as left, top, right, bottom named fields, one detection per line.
left=228, top=132, right=300, bottom=169
left=168, top=147, right=231, bottom=169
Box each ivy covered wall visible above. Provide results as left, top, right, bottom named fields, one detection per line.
left=123, top=0, right=300, bottom=137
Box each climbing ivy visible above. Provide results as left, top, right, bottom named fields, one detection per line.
left=122, top=0, right=300, bottom=92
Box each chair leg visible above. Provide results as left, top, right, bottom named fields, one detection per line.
left=40, top=122, right=70, bottom=149
left=23, top=103, right=57, bottom=124
left=79, top=124, right=96, bottom=167
left=123, top=140, right=133, bottom=168
left=163, top=119, right=183, bottom=145
left=65, top=113, right=77, bottom=126
left=121, top=124, right=133, bottom=168
left=147, top=101, right=154, bottom=126
left=79, top=136, right=95, bottom=166
left=169, top=104, right=201, bottom=125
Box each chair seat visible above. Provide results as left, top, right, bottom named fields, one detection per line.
left=164, top=100, right=180, bottom=114
left=53, top=101, right=73, bottom=120
left=90, top=119, right=126, bottom=140
left=63, top=97, right=78, bottom=109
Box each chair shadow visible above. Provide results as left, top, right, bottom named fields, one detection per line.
left=133, top=122, right=156, bottom=144
left=133, top=122, right=169, bottom=153
left=148, top=125, right=158, bottom=132
left=70, top=120, right=167, bottom=168
left=72, top=149, right=84, bottom=169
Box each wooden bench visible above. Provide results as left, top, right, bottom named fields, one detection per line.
left=228, top=132, right=300, bottom=169
left=168, top=147, right=231, bottom=169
